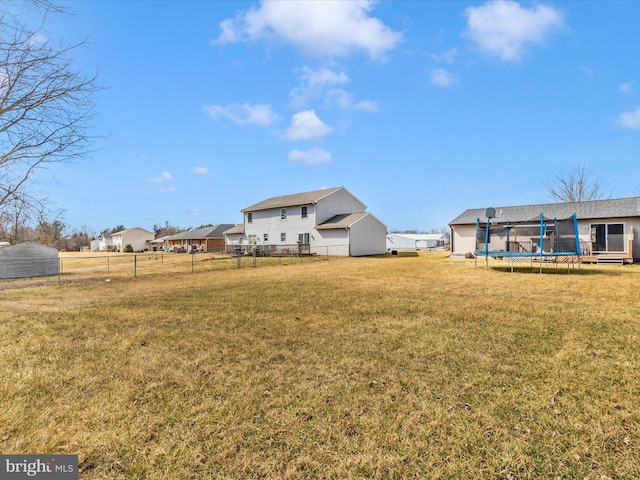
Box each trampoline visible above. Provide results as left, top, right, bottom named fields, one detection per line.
left=475, top=212, right=581, bottom=272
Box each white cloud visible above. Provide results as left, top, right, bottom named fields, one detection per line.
left=325, top=89, right=379, bottom=111
left=188, top=209, right=201, bottom=217
left=148, top=171, right=173, bottom=184
left=620, top=82, right=633, bottom=94
left=192, top=166, right=210, bottom=175
left=289, top=65, right=349, bottom=107
left=288, top=147, right=333, bottom=165
left=158, top=186, right=176, bottom=193
left=281, top=110, right=332, bottom=141
left=203, top=103, right=279, bottom=126
left=618, top=107, right=640, bottom=130
left=28, top=32, right=49, bottom=47
left=580, top=65, right=594, bottom=76
left=212, top=0, right=402, bottom=60
left=463, top=0, right=565, bottom=62
left=430, top=47, right=459, bottom=64
left=431, top=68, right=458, bottom=87
left=289, top=66, right=378, bottom=111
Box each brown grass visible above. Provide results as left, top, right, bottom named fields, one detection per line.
left=1, top=253, right=639, bottom=479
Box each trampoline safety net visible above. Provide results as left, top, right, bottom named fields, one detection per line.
left=475, top=213, right=580, bottom=260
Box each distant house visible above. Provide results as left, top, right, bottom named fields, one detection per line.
left=151, top=224, right=235, bottom=252
left=449, top=196, right=640, bottom=264
left=90, top=238, right=100, bottom=252
left=226, top=186, right=387, bottom=256
left=386, top=233, right=448, bottom=251
left=0, top=243, right=59, bottom=279
left=111, top=227, right=154, bottom=252
left=97, top=233, right=113, bottom=252
left=148, top=235, right=172, bottom=252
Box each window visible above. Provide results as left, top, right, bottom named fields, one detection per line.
left=301, top=206, right=307, bottom=218
left=298, top=233, right=310, bottom=244
left=248, top=234, right=257, bottom=245
left=263, top=233, right=269, bottom=242
left=247, top=212, right=252, bottom=223
left=281, top=208, right=287, bottom=220
left=281, top=233, right=286, bottom=242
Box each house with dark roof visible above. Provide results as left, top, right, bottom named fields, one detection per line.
left=449, top=196, right=640, bottom=263
left=225, top=187, right=387, bottom=256
left=150, top=224, right=235, bottom=252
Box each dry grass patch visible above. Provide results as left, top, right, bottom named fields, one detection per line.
left=1, top=253, right=639, bottom=478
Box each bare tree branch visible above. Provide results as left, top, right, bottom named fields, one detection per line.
left=543, top=164, right=610, bottom=203
left=0, top=1, right=99, bottom=213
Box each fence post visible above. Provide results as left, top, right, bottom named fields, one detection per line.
left=58, top=258, right=62, bottom=284
left=134, top=254, right=137, bottom=278
left=192, top=252, right=195, bottom=273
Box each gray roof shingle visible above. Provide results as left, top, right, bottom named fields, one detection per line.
left=449, top=196, right=640, bottom=225
left=243, top=187, right=344, bottom=212
left=316, top=212, right=370, bottom=230
left=163, top=224, right=236, bottom=240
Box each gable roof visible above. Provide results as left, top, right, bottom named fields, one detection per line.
left=223, top=224, right=243, bottom=235
left=165, top=224, right=236, bottom=240
left=243, top=187, right=345, bottom=212
left=449, top=196, right=640, bottom=226
left=316, top=212, right=373, bottom=230
left=112, top=227, right=154, bottom=236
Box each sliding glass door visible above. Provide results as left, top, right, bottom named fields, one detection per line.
left=591, top=223, right=625, bottom=253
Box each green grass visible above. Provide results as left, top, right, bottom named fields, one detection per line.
left=1, top=253, right=639, bottom=478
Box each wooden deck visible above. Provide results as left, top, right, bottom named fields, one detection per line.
left=581, top=255, right=633, bottom=265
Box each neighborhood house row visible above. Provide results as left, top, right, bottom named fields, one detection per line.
left=91, top=186, right=640, bottom=263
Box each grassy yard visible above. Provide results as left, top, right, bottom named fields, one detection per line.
left=1, top=253, right=639, bottom=479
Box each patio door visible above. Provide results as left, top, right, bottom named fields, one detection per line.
left=298, top=233, right=310, bottom=244
left=591, top=223, right=625, bottom=253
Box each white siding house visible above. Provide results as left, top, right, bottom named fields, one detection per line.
left=90, top=238, right=100, bottom=252
left=228, top=187, right=387, bottom=256
left=98, top=233, right=113, bottom=252
left=111, top=227, right=155, bottom=252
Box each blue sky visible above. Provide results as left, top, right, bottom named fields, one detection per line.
left=32, top=1, right=640, bottom=233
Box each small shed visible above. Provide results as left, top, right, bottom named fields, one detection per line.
left=0, top=243, right=59, bottom=279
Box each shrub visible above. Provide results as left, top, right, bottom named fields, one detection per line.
left=123, top=244, right=134, bottom=253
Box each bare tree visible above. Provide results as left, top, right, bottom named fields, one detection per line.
left=544, top=164, right=609, bottom=203
left=0, top=193, right=38, bottom=243
left=0, top=1, right=99, bottom=210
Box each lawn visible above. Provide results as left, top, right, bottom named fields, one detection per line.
left=1, top=253, right=639, bottom=479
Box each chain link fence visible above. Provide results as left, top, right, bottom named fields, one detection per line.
left=0, top=247, right=344, bottom=287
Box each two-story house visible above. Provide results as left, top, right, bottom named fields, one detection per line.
left=225, top=187, right=387, bottom=256
left=111, top=227, right=155, bottom=252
